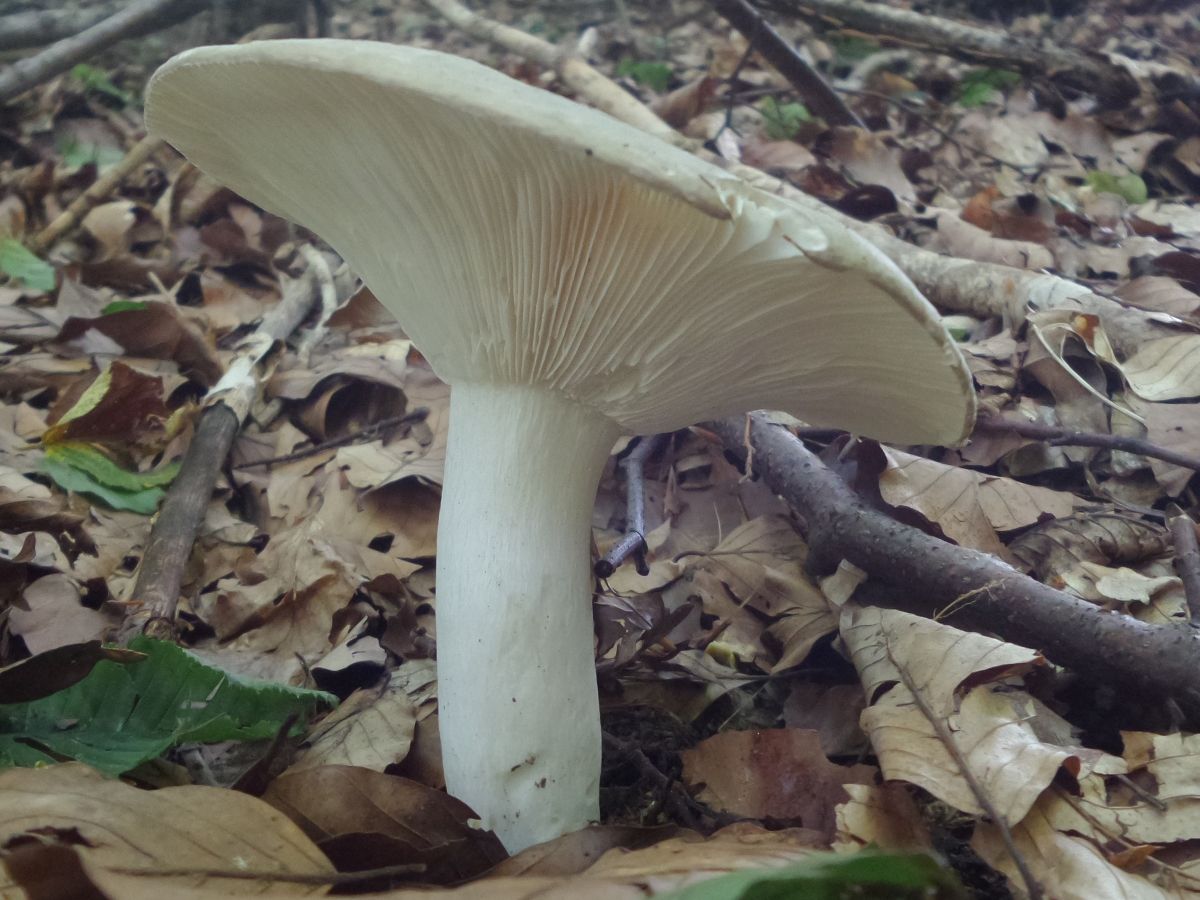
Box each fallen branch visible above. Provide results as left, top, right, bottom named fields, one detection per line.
left=714, top=0, right=863, bottom=127
left=30, top=134, right=164, bottom=254
left=129, top=254, right=325, bottom=640
left=757, top=0, right=1155, bottom=109
left=0, top=5, right=116, bottom=53
left=709, top=414, right=1200, bottom=720
left=0, top=0, right=208, bottom=103
left=596, top=434, right=666, bottom=578
left=976, top=413, right=1200, bottom=473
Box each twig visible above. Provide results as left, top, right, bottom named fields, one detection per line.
left=232, top=409, right=428, bottom=470
left=714, top=0, right=864, bottom=127
left=756, top=0, right=1149, bottom=108
left=976, top=414, right=1200, bottom=473
left=128, top=256, right=327, bottom=640
left=882, top=641, right=1043, bottom=899
left=602, top=732, right=738, bottom=831
left=0, top=0, right=208, bottom=103
left=709, top=414, right=1200, bottom=720
left=421, top=0, right=680, bottom=143
left=30, top=134, right=164, bottom=254
left=108, top=862, right=425, bottom=884
left=596, top=435, right=666, bottom=578
left=0, top=5, right=116, bottom=53
left=1169, top=509, right=1200, bottom=626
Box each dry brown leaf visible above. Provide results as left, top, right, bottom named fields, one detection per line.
left=8, top=572, right=113, bottom=654
left=288, top=669, right=419, bottom=774
left=0, top=763, right=333, bottom=894
left=262, top=765, right=507, bottom=884
left=681, top=729, right=876, bottom=839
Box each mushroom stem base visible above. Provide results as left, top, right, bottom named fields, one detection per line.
left=436, top=382, right=620, bottom=853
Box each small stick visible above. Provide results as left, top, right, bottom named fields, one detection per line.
left=1169, top=509, right=1200, bottom=625
left=975, top=414, right=1200, bottom=473
left=130, top=257, right=326, bottom=640
left=108, top=862, right=425, bottom=885
left=595, top=435, right=666, bottom=578
left=714, top=0, right=864, bottom=128
left=0, top=0, right=207, bottom=103
left=232, top=408, right=429, bottom=470
left=31, top=134, right=164, bottom=254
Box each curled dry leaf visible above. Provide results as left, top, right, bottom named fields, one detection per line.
left=842, top=606, right=1073, bottom=825
left=262, top=765, right=507, bottom=884
left=287, top=668, right=419, bottom=774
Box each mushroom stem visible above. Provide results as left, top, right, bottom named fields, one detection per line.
left=436, top=382, right=620, bottom=852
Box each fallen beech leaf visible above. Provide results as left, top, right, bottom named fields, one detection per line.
left=0, top=763, right=333, bottom=894
left=681, top=729, right=876, bottom=839
left=287, top=668, right=419, bottom=774
left=263, top=765, right=507, bottom=883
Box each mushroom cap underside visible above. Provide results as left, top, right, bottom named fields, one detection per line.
left=147, top=39, right=975, bottom=445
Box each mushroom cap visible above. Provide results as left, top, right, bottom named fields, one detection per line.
left=147, top=40, right=974, bottom=444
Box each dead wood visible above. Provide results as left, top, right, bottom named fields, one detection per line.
left=129, top=252, right=325, bottom=640
left=0, top=0, right=208, bottom=103
left=714, top=0, right=863, bottom=128
left=710, top=414, right=1200, bottom=721
left=0, top=5, right=116, bottom=53
left=976, top=412, right=1200, bottom=474
left=1169, top=510, right=1200, bottom=626
left=756, top=0, right=1162, bottom=110
left=31, top=134, right=164, bottom=254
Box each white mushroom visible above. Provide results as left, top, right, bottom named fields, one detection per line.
left=146, top=40, right=975, bottom=852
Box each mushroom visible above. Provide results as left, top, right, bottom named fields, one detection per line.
left=146, top=40, right=975, bottom=852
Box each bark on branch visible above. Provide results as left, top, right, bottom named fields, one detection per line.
left=0, top=0, right=208, bottom=103
left=711, top=414, right=1200, bottom=721
left=756, top=0, right=1155, bottom=109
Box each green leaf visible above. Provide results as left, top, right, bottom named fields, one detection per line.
left=1087, top=170, right=1149, bottom=204
left=658, top=850, right=965, bottom=900
left=100, top=299, right=149, bottom=315
left=0, top=637, right=336, bottom=775
left=0, top=239, right=55, bottom=292
left=616, top=58, right=673, bottom=93
left=57, top=137, right=127, bottom=170
left=829, top=35, right=879, bottom=63
left=69, top=63, right=133, bottom=107
left=955, top=68, right=1021, bottom=108
left=759, top=96, right=812, bottom=140
left=43, top=442, right=179, bottom=514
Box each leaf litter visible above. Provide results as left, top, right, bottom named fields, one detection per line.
left=2, top=0, right=1200, bottom=897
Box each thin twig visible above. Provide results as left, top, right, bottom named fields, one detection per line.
left=596, top=434, right=667, bottom=578
left=714, top=0, right=864, bottom=127
left=0, top=0, right=208, bottom=103
left=1169, top=509, right=1200, bottom=626
left=108, top=862, right=425, bottom=884
left=602, top=732, right=738, bottom=831
left=976, top=414, right=1200, bottom=473
left=31, top=135, right=164, bottom=254
left=883, top=640, right=1043, bottom=899
left=232, top=409, right=428, bottom=470
left=129, top=257, right=328, bottom=640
